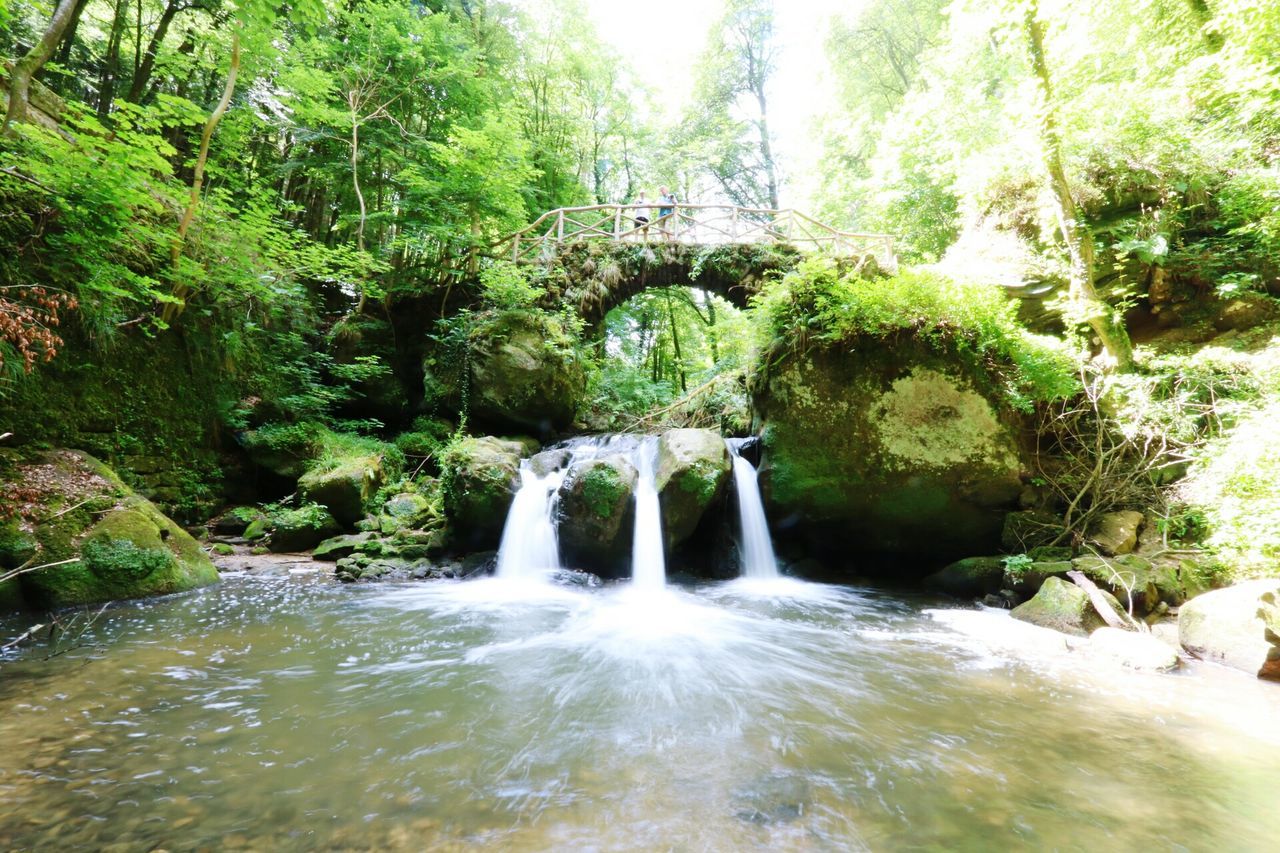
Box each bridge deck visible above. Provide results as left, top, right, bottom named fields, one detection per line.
left=493, top=204, right=897, bottom=272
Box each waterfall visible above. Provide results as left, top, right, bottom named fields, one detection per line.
left=495, top=462, right=567, bottom=580
left=727, top=439, right=780, bottom=579
left=629, top=437, right=667, bottom=590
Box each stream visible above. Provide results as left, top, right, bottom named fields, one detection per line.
left=2, top=567, right=1279, bottom=850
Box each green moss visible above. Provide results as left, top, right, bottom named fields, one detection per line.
left=581, top=465, right=628, bottom=519
left=211, top=543, right=235, bottom=556
left=24, top=498, right=218, bottom=610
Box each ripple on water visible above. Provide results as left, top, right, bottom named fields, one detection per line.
left=1, top=571, right=1279, bottom=851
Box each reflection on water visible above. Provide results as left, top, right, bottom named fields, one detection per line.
left=2, top=570, right=1279, bottom=851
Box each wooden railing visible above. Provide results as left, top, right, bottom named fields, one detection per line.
left=492, top=204, right=897, bottom=272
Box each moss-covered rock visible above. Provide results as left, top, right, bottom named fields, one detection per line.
left=558, top=455, right=638, bottom=575
left=441, top=436, right=525, bottom=548
left=267, top=506, right=342, bottom=553
left=655, top=429, right=731, bottom=549
left=922, top=556, right=1006, bottom=597
left=212, top=506, right=267, bottom=536
left=243, top=516, right=270, bottom=541
left=466, top=311, right=587, bottom=435
left=1010, top=576, right=1125, bottom=637
left=298, top=455, right=387, bottom=527
left=378, top=492, right=439, bottom=535
left=753, top=339, right=1026, bottom=565
left=1088, top=510, right=1145, bottom=556
left=313, top=531, right=379, bottom=561
left=1, top=449, right=219, bottom=611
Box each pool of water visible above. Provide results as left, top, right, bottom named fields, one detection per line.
left=2, top=567, right=1278, bottom=850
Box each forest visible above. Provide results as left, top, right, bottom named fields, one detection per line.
left=1, top=0, right=1280, bottom=848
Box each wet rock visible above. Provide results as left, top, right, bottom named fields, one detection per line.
left=313, top=531, right=378, bottom=561
left=441, top=437, right=524, bottom=549
left=557, top=455, right=638, bottom=576
left=922, top=556, right=1006, bottom=597
left=1011, top=576, right=1124, bottom=637
left=1089, top=510, right=1145, bottom=556
left=549, top=568, right=603, bottom=588
left=298, top=454, right=387, bottom=527
left=267, top=507, right=341, bottom=553
left=210, top=543, right=235, bottom=556
left=461, top=550, right=498, bottom=578
left=753, top=339, right=1026, bottom=563
left=529, top=448, right=572, bottom=478
left=1178, top=580, right=1280, bottom=680
left=655, top=428, right=731, bottom=549
left=1086, top=627, right=1180, bottom=672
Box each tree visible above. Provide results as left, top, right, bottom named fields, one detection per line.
left=685, top=0, right=780, bottom=208
left=3, top=0, right=81, bottom=133
left=1023, top=0, right=1134, bottom=371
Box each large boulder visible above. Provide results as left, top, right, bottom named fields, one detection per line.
left=267, top=506, right=342, bottom=552
left=1011, top=576, right=1124, bottom=637
left=1178, top=580, right=1280, bottom=680
left=655, top=429, right=731, bottom=549
left=922, top=556, right=1006, bottom=597
left=557, top=455, right=638, bottom=575
left=298, top=454, right=388, bottom=527
left=753, top=340, right=1026, bottom=564
left=378, top=492, right=439, bottom=535
left=441, top=436, right=526, bottom=548
left=0, top=449, right=218, bottom=610
left=1089, top=510, right=1145, bottom=556
left=464, top=311, right=587, bottom=435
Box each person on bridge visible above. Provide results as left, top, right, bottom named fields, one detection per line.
left=657, top=186, right=678, bottom=239
left=631, top=190, right=650, bottom=238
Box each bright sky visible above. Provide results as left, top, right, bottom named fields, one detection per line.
left=516, top=0, right=862, bottom=210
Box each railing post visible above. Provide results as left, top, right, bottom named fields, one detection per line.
left=557, top=210, right=564, bottom=242
left=731, top=207, right=739, bottom=242
left=512, top=235, right=520, bottom=262
left=614, top=205, right=622, bottom=238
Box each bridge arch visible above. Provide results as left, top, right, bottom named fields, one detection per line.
left=495, top=204, right=897, bottom=330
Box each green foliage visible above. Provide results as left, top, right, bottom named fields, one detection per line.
left=479, top=261, right=543, bottom=310
left=752, top=258, right=1080, bottom=408
left=1001, top=553, right=1033, bottom=576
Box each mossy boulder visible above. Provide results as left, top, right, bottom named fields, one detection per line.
left=212, top=506, right=267, bottom=536
left=238, top=423, right=321, bottom=480
left=1178, top=580, right=1280, bottom=680
left=1, top=450, right=218, bottom=611
left=267, top=506, right=342, bottom=553
left=655, top=429, right=731, bottom=549
left=298, top=455, right=387, bottom=527
left=753, top=340, right=1026, bottom=565
left=466, top=311, right=587, bottom=435
left=441, top=436, right=525, bottom=548
left=921, top=556, right=1006, bottom=597
left=558, top=455, right=638, bottom=575
left=313, top=531, right=379, bottom=561
left=1088, top=510, right=1145, bottom=556
left=1010, top=576, right=1124, bottom=637
left=378, top=492, right=439, bottom=535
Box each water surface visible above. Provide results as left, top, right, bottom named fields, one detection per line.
left=2, top=568, right=1278, bottom=850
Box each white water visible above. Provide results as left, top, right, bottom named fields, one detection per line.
left=630, top=437, right=667, bottom=590
left=495, top=463, right=567, bottom=580
left=728, top=439, right=780, bottom=579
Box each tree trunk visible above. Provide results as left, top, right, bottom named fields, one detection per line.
left=665, top=291, right=688, bottom=393
left=3, top=0, right=83, bottom=133
left=97, top=0, right=130, bottom=118
left=51, top=0, right=92, bottom=81
left=1024, top=2, right=1134, bottom=371
left=165, top=29, right=241, bottom=321
left=753, top=85, right=779, bottom=210
left=127, top=0, right=183, bottom=103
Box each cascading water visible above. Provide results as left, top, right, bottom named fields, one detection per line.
left=727, top=438, right=780, bottom=579
left=494, top=462, right=567, bottom=580
left=629, top=437, right=667, bottom=590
